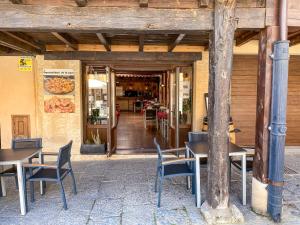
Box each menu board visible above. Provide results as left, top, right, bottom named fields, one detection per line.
left=43, top=69, right=75, bottom=113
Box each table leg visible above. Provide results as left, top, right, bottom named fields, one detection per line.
left=0, top=176, right=6, bottom=197
left=186, top=148, right=191, bottom=189
left=242, top=154, right=246, bottom=205
left=16, top=162, right=26, bottom=215
left=196, top=155, right=201, bottom=208
left=39, top=152, right=45, bottom=195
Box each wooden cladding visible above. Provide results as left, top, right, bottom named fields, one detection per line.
left=231, top=55, right=300, bottom=146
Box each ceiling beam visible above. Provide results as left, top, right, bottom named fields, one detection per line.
left=235, top=31, right=258, bottom=47
left=51, top=32, right=78, bottom=50
left=0, top=32, right=39, bottom=53
left=96, top=33, right=111, bottom=51
left=168, top=34, right=186, bottom=52
left=139, top=35, right=145, bottom=52
left=199, top=0, right=209, bottom=8
left=0, top=45, right=13, bottom=53
left=288, top=30, right=300, bottom=46
left=10, top=0, right=23, bottom=3
left=139, top=0, right=149, bottom=7
left=0, top=5, right=266, bottom=32
left=75, top=0, right=88, bottom=7
left=3, top=31, right=45, bottom=51
left=45, top=51, right=202, bottom=62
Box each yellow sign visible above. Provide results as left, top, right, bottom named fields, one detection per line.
left=19, top=57, right=32, bottom=72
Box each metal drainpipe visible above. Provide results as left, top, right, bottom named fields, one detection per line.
left=267, top=0, right=290, bottom=222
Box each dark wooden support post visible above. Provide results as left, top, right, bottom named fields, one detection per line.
left=199, top=0, right=209, bottom=8
left=51, top=32, right=78, bottom=51
left=168, top=34, right=186, bottom=52
left=139, top=0, right=148, bottom=7
left=235, top=31, right=259, bottom=47
left=252, top=0, right=280, bottom=216
left=206, top=0, right=237, bottom=210
left=139, top=35, right=145, bottom=52
left=10, top=0, right=23, bottom=3
left=96, top=33, right=111, bottom=52
left=75, top=0, right=88, bottom=7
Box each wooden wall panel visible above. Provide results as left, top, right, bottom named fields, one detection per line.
left=231, top=55, right=300, bottom=146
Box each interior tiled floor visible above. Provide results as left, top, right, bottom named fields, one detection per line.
left=0, top=153, right=300, bottom=225
left=116, top=112, right=166, bottom=151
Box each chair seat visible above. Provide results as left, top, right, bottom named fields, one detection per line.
left=0, top=166, right=17, bottom=176
left=28, top=168, right=69, bottom=181
left=164, top=163, right=193, bottom=177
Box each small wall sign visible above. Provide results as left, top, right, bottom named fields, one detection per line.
left=18, top=56, right=33, bottom=72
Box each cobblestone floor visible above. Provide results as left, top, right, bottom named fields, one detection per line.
left=0, top=153, right=300, bottom=225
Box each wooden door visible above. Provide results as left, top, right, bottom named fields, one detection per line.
left=12, top=115, right=30, bottom=139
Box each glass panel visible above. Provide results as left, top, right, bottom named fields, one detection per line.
left=179, top=67, right=193, bottom=126
left=111, top=71, right=116, bottom=127
left=87, top=72, right=108, bottom=125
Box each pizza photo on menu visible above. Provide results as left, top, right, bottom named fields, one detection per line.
left=44, top=96, right=75, bottom=113
left=44, top=76, right=75, bottom=95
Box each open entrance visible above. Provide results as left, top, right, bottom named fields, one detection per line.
left=81, top=62, right=195, bottom=155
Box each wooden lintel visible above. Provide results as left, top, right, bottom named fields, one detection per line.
left=235, top=31, right=259, bottom=46
left=139, top=0, right=148, bottom=7
left=10, top=0, right=23, bottom=3
left=0, top=32, right=39, bottom=53
left=51, top=32, right=78, bottom=50
left=44, top=51, right=202, bottom=62
left=199, top=0, right=209, bottom=8
left=75, top=0, right=88, bottom=7
left=96, top=33, right=111, bottom=51
left=139, top=34, right=145, bottom=52
left=0, top=5, right=265, bottom=32
left=168, top=34, right=186, bottom=52
left=3, top=31, right=45, bottom=51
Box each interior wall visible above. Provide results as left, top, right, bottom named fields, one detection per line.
left=35, top=56, right=82, bottom=154
left=0, top=56, right=37, bottom=148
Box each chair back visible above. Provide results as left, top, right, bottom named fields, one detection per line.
left=146, top=109, right=156, bottom=119
left=188, top=131, right=208, bottom=143
left=153, top=138, right=163, bottom=162
left=57, top=141, right=73, bottom=169
left=12, top=138, right=42, bottom=150
left=135, top=101, right=142, bottom=108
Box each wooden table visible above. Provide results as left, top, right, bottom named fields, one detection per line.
left=0, top=148, right=43, bottom=215
left=185, top=142, right=247, bottom=208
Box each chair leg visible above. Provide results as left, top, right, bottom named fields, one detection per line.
left=70, top=170, right=77, bottom=195
left=58, top=179, right=67, bottom=210
left=154, top=167, right=159, bottom=193
left=191, top=175, right=196, bottom=195
left=23, top=169, right=28, bottom=212
left=30, top=181, right=35, bottom=203
left=14, top=176, right=19, bottom=190
left=158, top=176, right=163, bottom=207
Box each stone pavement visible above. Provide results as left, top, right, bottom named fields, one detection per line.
left=0, top=153, right=300, bottom=225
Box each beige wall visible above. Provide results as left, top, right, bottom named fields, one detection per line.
left=35, top=56, right=82, bottom=154
left=0, top=56, right=37, bottom=148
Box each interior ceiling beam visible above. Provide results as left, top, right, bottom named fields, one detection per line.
left=0, top=32, right=39, bottom=53
left=198, top=0, right=209, bottom=8
left=168, top=34, right=186, bottom=52
left=288, top=30, right=300, bottom=46
left=96, top=33, right=111, bottom=51
left=45, top=51, right=202, bottom=62
left=235, top=31, right=259, bottom=47
left=139, top=0, right=149, bottom=7
left=10, top=0, right=23, bottom=3
left=75, top=0, right=88, bottom=7
left=3, top=31, right=45, bottom=51
left=51, top=32, right=78, bottom=50
left=0, top=45, right=13, bottom=53
left=139, top=35, right=145, bottom=52
left=0, top=5, right=266, bottom=32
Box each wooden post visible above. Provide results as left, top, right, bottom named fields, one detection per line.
left=207, top=0, right=237, bottom=209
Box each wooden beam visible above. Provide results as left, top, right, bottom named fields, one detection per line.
left=199, top=0, right=209, bottom=8
left=0, top=45, right=13, bottom=53
left=235, top=31, right=259, bottom=46
left=75, top=0, right=88, bottom=7
left=0, top=32, right=39, bottom=53
left=44, top=51, right=202, bottom=62
left=288, top=30, right=300, bottom=46
left=51, top=32, right=78, bottom=50
left=3, top=31, right=45, bottom=51
left=0, top=5, right=266, bottom=32
left=207, top=0, right=237, bottom=209
left=10, top=0, right=23, bottom=3
left=139, top=0, right=148, bottom=7
left=139, top=34, right=145, bottom=52
left=168, top=34, right=186, bottom=52
left=96, top=33, right=111, bottom=51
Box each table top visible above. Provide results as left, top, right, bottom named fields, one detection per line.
left=185, top=142, right=246, bottom=156
left=0, top=148, right=41, bottom=163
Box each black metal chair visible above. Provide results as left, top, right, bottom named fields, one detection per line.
left=144, top=108, right=157, bottom=129
left=154, top=138, right=195, bottom=207
left=23, top=141, right=77, bottom=210
left=134, top=101, right=143, bottom=113
left=0, top=138, right=42, bottom=190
